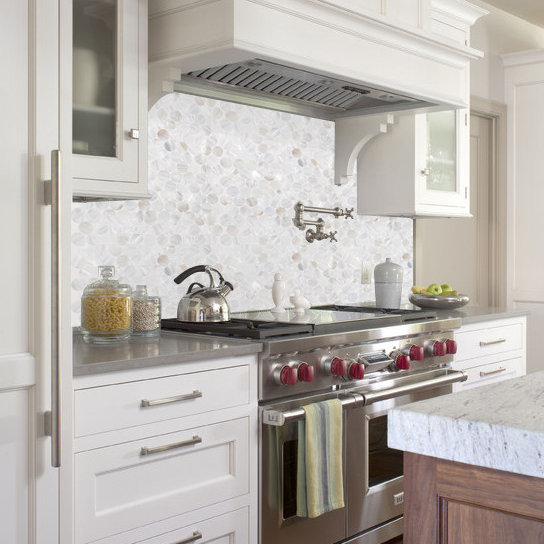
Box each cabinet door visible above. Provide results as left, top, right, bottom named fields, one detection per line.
left=72, top=0, right=148, bottom=199
left=415, top=109, right=470, bottom=216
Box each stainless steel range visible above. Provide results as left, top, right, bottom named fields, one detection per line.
left=162, top=305, right=466, bottom=544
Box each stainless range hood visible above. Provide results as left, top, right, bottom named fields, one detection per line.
left=149, top=0, right=485, bottom=118
left=174, top=58, right=431, bottom=120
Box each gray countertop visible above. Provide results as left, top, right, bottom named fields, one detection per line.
left=388, top=372, right=544, bottom=478
left=73, top=331, right=262, bottom=376
left=432, top=305, right=528, bottom=325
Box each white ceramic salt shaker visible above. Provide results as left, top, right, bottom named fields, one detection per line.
left=290, top=289, right=310, bottom=314
left=271, top=273, right=286, bottom=313
left=374, top=258, right=403, bottom=309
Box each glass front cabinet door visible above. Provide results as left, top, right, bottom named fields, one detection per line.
left=355, top=108, right=470, bottom=218
left=72, top=0, right=148, bottom=200
left=414, top=109, right=470, bottom=216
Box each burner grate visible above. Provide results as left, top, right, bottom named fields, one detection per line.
left=161, top=318, right=313, bottom=339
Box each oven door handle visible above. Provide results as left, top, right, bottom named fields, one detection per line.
left=262, top=393, right=365, bottom=426
left=360, top=369, right=466, bottom=405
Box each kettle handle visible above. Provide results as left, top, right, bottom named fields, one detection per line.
left=173, top=265, right=226, bottom=286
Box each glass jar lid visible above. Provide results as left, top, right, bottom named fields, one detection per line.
left=82, top=265, right=132, bottom=297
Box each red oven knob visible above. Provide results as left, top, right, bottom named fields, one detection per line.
left=389, top=351, right=410, bottom=371
left=330, top=357, right=347, bottom=377
left=348, top=362, right=365, bottom=380
left=297, top=363, right=314, bottom=382
left=407, top=345, right=424, bottom=361
left=445, top=339, right=457, bottom=354
left=432, top=341, right=447, bottom=357
left=395, top=354, right=411, bottom=370
left=278, top=366, right=298, bottom=385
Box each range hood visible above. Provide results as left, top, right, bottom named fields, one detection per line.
left=174, top=58, right=429, bottom=120
left=149, top=0, right=485, bottom=119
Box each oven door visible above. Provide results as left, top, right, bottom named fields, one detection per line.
left=260, top=392, right=348, bottom=544
left=346, top=368, right=465, bottom=539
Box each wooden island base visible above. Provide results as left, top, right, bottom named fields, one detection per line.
left=403, top=452, right=544, bottom=543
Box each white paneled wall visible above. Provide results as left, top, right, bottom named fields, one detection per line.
left=504, top=49, right=544, bottom=373
left=71, top=94, right=413, bottom=324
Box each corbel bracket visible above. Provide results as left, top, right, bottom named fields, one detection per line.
left=334, top=113, right=396, bottom=185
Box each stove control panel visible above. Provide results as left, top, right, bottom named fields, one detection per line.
left=261, top=329, right=458, bottom=400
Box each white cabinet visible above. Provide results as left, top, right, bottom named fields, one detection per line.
left=453, top=316, right=527, bottom=392
left=0, top=388, right=30, bottom=544
left=353, top=109, right=470, bottom=217
left=72, top=0, right=149, bottom=200
left=73, top=355, right=257, bottom=544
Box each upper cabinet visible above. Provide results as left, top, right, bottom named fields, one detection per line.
left=72, top=0, right=148, bottom=200
left=338, top=109, right=470, bottom=217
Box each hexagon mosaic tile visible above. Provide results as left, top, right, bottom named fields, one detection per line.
left=71, top=93, right=413, bottom=325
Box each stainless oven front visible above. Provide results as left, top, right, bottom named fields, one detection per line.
left=261, top=368, right=466, bottom=544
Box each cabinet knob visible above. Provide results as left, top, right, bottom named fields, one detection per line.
left=129, top=128, right=140, bottom=140
left=420, top=168, right=430, bottom=176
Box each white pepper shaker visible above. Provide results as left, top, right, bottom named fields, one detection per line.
left=271, top=273, right=286, bottom=313
left=374, top=258, right=403, bottom=309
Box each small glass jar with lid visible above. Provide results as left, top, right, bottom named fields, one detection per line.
left=81, top=265, right=132, bottom=343
left=132, top=285, right=161, bottom=337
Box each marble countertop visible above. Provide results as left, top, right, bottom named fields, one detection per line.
left=73, top=331, right=262, bottom=376
left=388, top=372, right=544, bottom=478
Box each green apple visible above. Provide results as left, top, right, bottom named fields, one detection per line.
left=441, top=283, right=453, bottom=292
left=427, top=283, right=442, bottom=295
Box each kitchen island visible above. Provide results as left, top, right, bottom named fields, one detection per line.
left=388, top=372, right=544, bottom=543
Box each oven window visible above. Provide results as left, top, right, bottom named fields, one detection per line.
left=368, top=415, right=403, bottom=487
left=282, top=439, right=298, bottom=519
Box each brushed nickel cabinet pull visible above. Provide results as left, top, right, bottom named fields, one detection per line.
left=51, top=149, right=62, bottom=468
left=480, top=338, right=506, bottom=347
left=140, top=435, right=202, bottom=456
left=140, top=390, right=202, bottom=408
left=176, top=531, right=203, bottom=544
left=480, top=367, right=507, bottom=377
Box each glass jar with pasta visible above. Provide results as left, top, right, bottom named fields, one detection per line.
left=81, top=265, right=132, bottom=343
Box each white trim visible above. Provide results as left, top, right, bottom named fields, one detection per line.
left=0, top=352, right=36, bottom=390
left=502, top=49, right=544, bottom=68
left=431, top=0, right=489, bottom=25
left=470, top=96, right=507, bottom=308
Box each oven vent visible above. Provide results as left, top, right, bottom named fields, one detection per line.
left=175, top=59, right=429, bottom=120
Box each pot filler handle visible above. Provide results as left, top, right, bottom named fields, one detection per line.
left=262, top=370, right=467, bottom=426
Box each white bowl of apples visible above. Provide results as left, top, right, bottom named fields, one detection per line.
left=409, top=283, right=470, bottom=309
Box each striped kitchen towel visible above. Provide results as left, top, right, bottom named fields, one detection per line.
left=296, top=398, right=344, bottom=518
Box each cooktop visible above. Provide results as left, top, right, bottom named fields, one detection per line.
left=161, top=306, right=438, bottom=340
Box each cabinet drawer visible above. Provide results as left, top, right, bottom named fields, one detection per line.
left=137, top=507, right=248, bottom=544
left=455, top=323, right=522, bottom=362
left=75, top=364, right=249, bottom=437
left=75, top=417, right=249, bottom=544
left=453, top=357, right=523, bottom=392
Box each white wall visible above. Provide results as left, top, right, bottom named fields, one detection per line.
left=470, top=0, right=544, bottom=103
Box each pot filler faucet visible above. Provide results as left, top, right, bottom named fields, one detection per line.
left=293, top=201, right=354, bottom=243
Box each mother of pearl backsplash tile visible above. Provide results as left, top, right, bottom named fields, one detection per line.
left=71, top=93, right=413, bottom=324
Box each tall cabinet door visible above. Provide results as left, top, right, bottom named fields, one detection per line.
left=0, top=1, right=74, bottom=543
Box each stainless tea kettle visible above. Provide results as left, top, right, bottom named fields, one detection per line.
left=174, top=265, right=234, bottom=322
